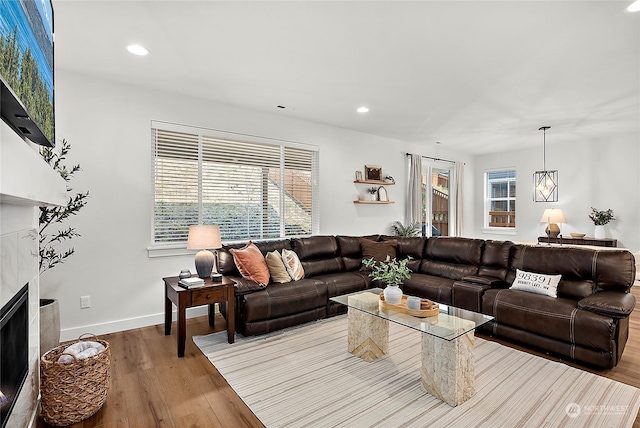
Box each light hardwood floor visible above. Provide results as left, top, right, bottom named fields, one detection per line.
left=38, top=287, right=640, bottom=428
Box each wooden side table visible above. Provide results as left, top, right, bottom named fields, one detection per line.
left=163, top=275, right=235, bottom=357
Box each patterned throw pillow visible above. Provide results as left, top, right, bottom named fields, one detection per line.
left=265, top=250, right=292, bottom=283
left=229, top=241, right=270, bottom=286
left=510, top=269, right=561, bottom=298
left=281, top=249, right=305, bottom=281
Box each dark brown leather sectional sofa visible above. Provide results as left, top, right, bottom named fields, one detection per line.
left=217, top=235, right=636, bottom=369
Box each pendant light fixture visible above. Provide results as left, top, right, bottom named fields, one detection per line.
left=533, top=126, right=558, bottom=202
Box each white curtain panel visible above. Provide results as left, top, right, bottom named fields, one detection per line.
left=406, top=154, right=422, bottom=228
left=454, top=161, right=464, bottom=237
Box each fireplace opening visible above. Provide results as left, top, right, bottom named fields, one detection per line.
left=0, top=284, right=29, bottom=428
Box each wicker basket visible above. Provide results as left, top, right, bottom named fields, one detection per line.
left=40, top=335, right=111, bottom=426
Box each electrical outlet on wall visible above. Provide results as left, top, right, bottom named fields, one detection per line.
left=80, top=295, right=90, bottom=309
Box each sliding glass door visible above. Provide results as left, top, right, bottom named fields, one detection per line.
left=423, top=164, right=452, bottom=237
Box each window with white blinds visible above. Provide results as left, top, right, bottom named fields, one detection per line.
left=152, top=123, right=319, bottom=244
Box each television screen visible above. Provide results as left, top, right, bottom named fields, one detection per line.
left=0, top=0, right=54, bottom=147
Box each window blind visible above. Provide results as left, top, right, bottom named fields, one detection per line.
left=152, top=124, right=319, bottom=243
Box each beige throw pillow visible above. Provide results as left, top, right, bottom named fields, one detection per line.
left=265, top=251, right=292, bottom=283
left=281, top=249, right=305, bottom=281
left=510, top=269, right=561, bottom=298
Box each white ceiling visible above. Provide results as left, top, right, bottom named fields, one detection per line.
left=53, top=0, right=640, bottom=155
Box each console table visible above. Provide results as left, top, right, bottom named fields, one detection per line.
left=537, top=236, right=617, bottom=247
left=163, top=275, right=235, bottom=357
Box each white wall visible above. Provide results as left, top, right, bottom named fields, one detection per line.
left=48, top=70, right=470, bottom=339
left=473, top=132, right=640, bottom=250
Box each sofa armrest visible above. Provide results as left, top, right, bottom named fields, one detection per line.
left=461, top=275, right=508, bottom=287
left=578, top=292, right=636, bottom=319
left=228, top=276, right=266, bottom=295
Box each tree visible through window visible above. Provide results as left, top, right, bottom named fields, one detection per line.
left=152, top=123, right=319, bottom=243
left=485, top=170, right=516, bottom=228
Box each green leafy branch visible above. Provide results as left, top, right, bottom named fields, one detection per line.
left=362, top=256, right=412, bottom=285
left=588, top=207, right=615, bottom=226
left=39, top=139, right=89, bottom=273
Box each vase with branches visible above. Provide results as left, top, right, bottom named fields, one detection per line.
left=39, top=139, right=89, bottom=273
left=588, top=207, right=615, bottom=226
left=588, top=207, right=614, bottom=240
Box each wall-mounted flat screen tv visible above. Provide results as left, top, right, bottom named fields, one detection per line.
left=0, top=0, right=54, bottom=147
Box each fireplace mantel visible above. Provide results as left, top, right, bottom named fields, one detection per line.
left=0, top=126, right=66, bottom=207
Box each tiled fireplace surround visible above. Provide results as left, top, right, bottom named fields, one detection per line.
left=1, top=123, right=66, bottom=427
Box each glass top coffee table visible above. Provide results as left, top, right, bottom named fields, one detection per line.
left=330, top=288, right=494, bottom=407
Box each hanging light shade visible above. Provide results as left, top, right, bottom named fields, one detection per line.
left=533, top=126, right=558, bottom=202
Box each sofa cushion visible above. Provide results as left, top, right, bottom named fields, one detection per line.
left=510, top=269, right=561, bottom=298
left=319, top=271, right=371, bottom=298
left=508, top=245, right=594, bottom=283
left=336, top=235, right=362, bottom=258
left=483, top=289, right=615, bottom=352
left=242, top=279, right=327, bottom=322
left=594, top=250, right=636, bottom=292
left=578, top=292, right=636, bottom=318
left=265, top=251, right=291, bottom=283
left=360, top=238, right=397, bottom=262
left=400, top=273, right=455, bottom=304
left=292, top=236, right=339, bottom=260
left=478, top=240, right=513, bottom=280
left=419, top=259, right=477, bottom=281
left=282, top=249, right=304, bottom=280
left=229, top=242, right=270, bottom=286
left=381, top=236, right=427, bottom=259
left=301, top=257, right=344, bottom=277
left=424, top=237, right=484, bottom=265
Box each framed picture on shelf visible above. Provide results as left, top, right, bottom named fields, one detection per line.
left=355, top=171, right=363, bottom=181
left=365, top=165, right=382, bottom=181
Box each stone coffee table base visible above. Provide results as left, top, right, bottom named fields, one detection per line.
left=345, top=292, right=476, bottom=407
left=420, top=331, right=475, bottom=406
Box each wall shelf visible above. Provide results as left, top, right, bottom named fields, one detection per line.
left=353, top=180, right=395, bottom=185
left=353, top=200, right=395, bottom=204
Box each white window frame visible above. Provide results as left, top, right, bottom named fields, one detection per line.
left=148, top=121, right=319, bottom=257
left=482, top=168, right=517, bottom=235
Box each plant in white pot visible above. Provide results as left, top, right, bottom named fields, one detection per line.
left=588, top=207, right=615, bottom=240
left=39, top=139, right=89, bottom=356
left=362, top=255, right=412, bottom=304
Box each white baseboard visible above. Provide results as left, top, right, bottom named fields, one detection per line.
left=60, top=306, right=210, bottom=342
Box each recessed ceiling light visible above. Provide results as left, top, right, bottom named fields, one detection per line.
left=628, top=0, right=640, bottom=12
left=127, top=44, right=149, bottom=56
left=356, top=106, right=369, bottom=113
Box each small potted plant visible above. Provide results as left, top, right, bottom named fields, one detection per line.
left=362, top=256, right=412, bottom=304
left=589, top=207, right=615, bottom=239
left=390, top=220, right=421, bottom=237
left=366, top=186, right=378, bottom=201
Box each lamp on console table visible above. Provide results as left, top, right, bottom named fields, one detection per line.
left=187, top=224, right=222, bottom=279
left=540, top=208, right=566, bottom=239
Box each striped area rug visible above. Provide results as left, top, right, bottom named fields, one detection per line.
left=194, top=316, right=640, bottom=428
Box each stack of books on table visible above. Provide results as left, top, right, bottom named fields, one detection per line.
left=178, top=277, right=205, bottom=289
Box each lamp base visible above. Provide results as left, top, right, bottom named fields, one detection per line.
left=194, top=250, right=215, bottom=279
left=545, top=223, right=560, bottom=238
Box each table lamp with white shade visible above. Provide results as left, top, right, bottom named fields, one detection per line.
left=540, top=208, right=566, bottom=238
left=187, top=224, right=222, bottom=279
